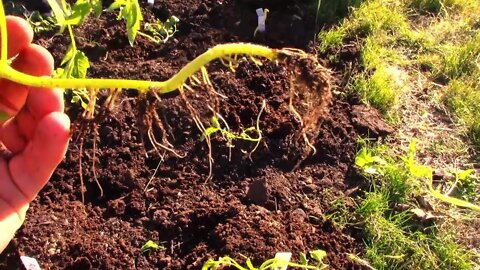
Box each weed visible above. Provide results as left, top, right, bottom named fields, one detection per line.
left=361, top=34, right=408, bottom=70
left=447, top=169, right=478, bottom=201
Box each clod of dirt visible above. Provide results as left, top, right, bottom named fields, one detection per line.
left=290, top=208, right=307, bottom=222
left=351, top=104, right=395, bottom=137
left=246, top=179, right=269, bottom=205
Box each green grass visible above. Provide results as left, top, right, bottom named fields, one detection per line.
left=408, top=0, right=476, bottom=14
left=319, top=0, right=412, bottom=118
left=319, top=0, right=480, bottom=145
left=318, top=0, right=409, bottom=52
left=351, top=65, right=406, bottom=120
left=317, top=0, right=480, bottom=268
left=353, top=143, right=477, bottom=269
left=444, top=80, right=480, bottom=145
left=441, top=32, right=480, bottom=80
left=312, top=0, right=365, bottom=25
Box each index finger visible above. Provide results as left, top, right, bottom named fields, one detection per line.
left=0, top=16, right=34, bottom=59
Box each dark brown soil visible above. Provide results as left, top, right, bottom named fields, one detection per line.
left=1, top=1, right=385, bottom=269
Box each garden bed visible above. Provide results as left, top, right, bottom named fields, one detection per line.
left=0, top=0, right=390, bottom=269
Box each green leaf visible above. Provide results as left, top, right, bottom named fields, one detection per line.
left=91, top=0, right=103, bottom=17
left=456, top=169, right=474, bottom=181
left=164, top=16, right=180, bottom=29
left=211, top=116, right=221, bottom=129
left=65, top=0, right=92, bottom=25
left=204, top=127, right=219, bottom=137
left=140, top=240, right=164, bottom=253
left=299, top=252, right=309, bottom=265
left=126, top=0, right=143, bottom=45
left=71, top=50, right=90, bottom=78
left=429, top=187, right=480, bottom=212
left=408, top=164, right=433, bottom=179
left=108, top=0, right=143, bottom=45
left=108, top=0, right=127, bottom=11
left=61, top=44, right=76, bottom=65
left=54, top=67, right=65, bottom=78
left=310, top=249, right=327, bottom=263
left=355, top=148, right=373, bottom=168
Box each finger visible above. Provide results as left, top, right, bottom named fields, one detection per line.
left=0, top=16, right=34, bottom=59
left=0, top=200, right=28, bottom=253
left=0, top=44, right=54, bottom=121
left=0, top=87, right=64, bottom=153
left=8, top=112, right=70, bottom=201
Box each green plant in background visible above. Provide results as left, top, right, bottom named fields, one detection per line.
left=108, top=0, right=143, bottom=45
left=25, top=10, right=57, bottom=33
left=202, top=249, right=328, bottom=270
left=140, top=16, right=179, bottom=44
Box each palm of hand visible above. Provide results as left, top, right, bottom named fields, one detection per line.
left=0, top=16, right=70, bottom=252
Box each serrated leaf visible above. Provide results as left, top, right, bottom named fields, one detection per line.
left=71, top=51, right=90, bottom=78
left=65, top=0, right=92, bottom=25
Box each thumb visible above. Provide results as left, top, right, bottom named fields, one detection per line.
left=9, top=112, right=70, bottom=201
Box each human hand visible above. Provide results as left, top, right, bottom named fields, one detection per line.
left=0, top=16, right=70, bottom=253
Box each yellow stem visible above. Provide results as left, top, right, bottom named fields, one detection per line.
left=0, top=43, right=278, bottom=94
left=0, top=0, right=7, bottom=63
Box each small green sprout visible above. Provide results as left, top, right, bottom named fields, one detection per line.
left=140, top=16, right=179, bottom=44
left=140, top=240, right=165, bottom=254
left=202, top=100, right=266, bottom=153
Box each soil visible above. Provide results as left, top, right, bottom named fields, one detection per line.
left=1, top=0, right=388, bottom=269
